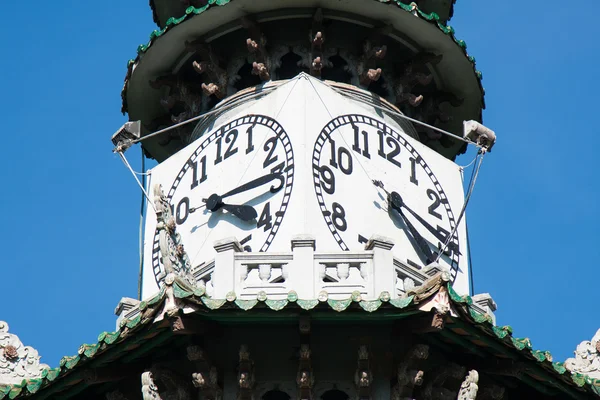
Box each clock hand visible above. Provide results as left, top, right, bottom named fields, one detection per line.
left=389, top=191, right=461, bottom=256
left=373, top=180, right=435, bottom=264
left=220, top=203, right=258, bottom=221
left=393, top=205, right=436, bottom=265
left=204, top=172, right=283, bottom=212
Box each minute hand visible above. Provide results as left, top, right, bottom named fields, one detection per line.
left=204, top=172, right=283, bottom=212
left=221, top=172, right=283, bottom=198
left=392, top=192, right=461, bottom=255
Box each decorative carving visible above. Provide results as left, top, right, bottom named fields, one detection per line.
left=142, top=371, right=163, bottom=400
left=565, top=328, right=600, bottom=379
left=238, top=345, right=255, bottom=400
left=354, top=345, right=373, bottom=399
left=392, top=344, right=429, bottom=400
left=395, top=52, right=442, bottom=107
left=0, top=321, right=49, bottom=386
left=188, top=345, right=222, bottom=400
left=357, top=39, right=386, bottom=86
left=150, top=367, right=191, bottom=400
left=241, top=17, right=271, bottom=81
left=297, top=344, right=314, bottom=400
left=308, top=9, right=331, bottom=77
left=154, top=185, right=196, bottom=288
left=457, top=370, right=479, bottom=400
left=186, top=40, right=228, bottom=99
left=421, top=363, right=466, bottom=400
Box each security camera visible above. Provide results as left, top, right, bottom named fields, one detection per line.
left=463, top=120, right=496, bottom=152
left=112, top=121, right=141, bottom=152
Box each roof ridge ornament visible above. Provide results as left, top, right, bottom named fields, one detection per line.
left=0, top=321, right=49, bottom=386
left=565, top=329, right=600, bottom=380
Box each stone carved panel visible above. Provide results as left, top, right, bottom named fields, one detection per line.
left=0, top=321, right=49, bottom=386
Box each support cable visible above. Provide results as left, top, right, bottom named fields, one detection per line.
left=138, top=148, right=146, bottom=301
left=117, top=151, right=156, bottom=213
left=435, top=151, right=484, bottom=263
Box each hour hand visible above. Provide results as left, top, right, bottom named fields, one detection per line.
left=204, top=172, right=283, bottom=212
left=220, top=204, right=257, bottom=221
left=389, top=191, right=460, bottom=255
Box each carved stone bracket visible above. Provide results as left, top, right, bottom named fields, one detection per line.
left=241, top=17, right=271, bottom=81
left=186, top=39, right=228, bottom=99
left=142, top=371, right=163, bottom=400
left=391, top=344, right=429, bottom=400
left=309, top=9, right=331, bottom=77
left=238, top=345, right=255, bottom=400
left=565, top=328, right=600, bottom=380
left=395, top=52, right=442, bottom=108
left=457, top=370, right=479, bottom=400
left=0, top=321, right=49, bottom=386
left=354, top=345, right=373, bottom=399
left=421, top=362, right=466, bottom=400
left=187, top=345, right=222, bottom=400
left=154, top=184, right=196, bottom=289
left=150, top=367, right=192, bottom=400
left=357, top=37, right=387, bottom=86
left=297, top=344, right=314, bottom=400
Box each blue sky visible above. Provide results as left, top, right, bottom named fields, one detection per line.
left=1, top=0, right=598, bottom=367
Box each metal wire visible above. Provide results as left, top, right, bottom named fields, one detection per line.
left=435, top=151, right=484, bottom=262
left=124, top=80, right=481, bottom=152
left=327, top=85, right=477, bottom=147
left=138, top=148, right=146, bottom=301
left=118, top=151, right=156, bottom=213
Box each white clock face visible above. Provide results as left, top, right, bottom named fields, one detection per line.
left=151, top=115, right=295, bottom=286
left=312, top=114, right=460, bottom=280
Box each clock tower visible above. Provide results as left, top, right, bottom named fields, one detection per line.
left=4, top=2, right=600, bottom=400
left=138, top=75, right=472, bottom=299
left=114, top=2, right=490, bottom=302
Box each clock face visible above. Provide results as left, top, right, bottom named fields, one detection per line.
left=151, top=115, right=295, bottom=286
left=312, top=114, right=460, bottom=280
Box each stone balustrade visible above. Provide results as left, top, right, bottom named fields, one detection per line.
left=115, top=234, right=496, bottom=328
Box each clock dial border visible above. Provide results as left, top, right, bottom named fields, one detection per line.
left=311, top=114, right=460, bottom=280
left=151, top=115, right=295, bottom=286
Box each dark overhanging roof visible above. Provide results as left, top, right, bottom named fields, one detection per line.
left=3, top=274, right=599, bottom=399
left=149, top=0, right=458, bottom=28
left=122, top=0, right=484, bottom=116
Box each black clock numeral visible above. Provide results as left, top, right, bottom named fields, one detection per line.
left=269, top=161, right=286, bottom=193
left=215, top=129, right=239, bottom=165
left=319, top=165, right=336, bottom=194
left=427, top=189, right=443, bottom=220
left=385, top=137, right=402, bottom=168
left=263, top=136, right=279, bottom=168
left=377, top=130, right=386, bottom=157
left=409, top=157, right=419, bottom=186
left=246, top=125, right=255, bottom=154
left=352, top=124, right=371, bottom=159
left=188, top=155, right=207, bottom=189
left=175, top=197, right=190, bottom=225
left=257, top=202, right=273, bottom=232
left=328, top=139, right=353, bottom=175
left=331, top=202, right=348, bottom=232
left=377, top=130, right=401, bottom=169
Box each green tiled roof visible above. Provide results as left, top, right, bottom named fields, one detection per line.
left=3, top=277, right=598, bottom=399
left=121, top=0, right=484, bottom=114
